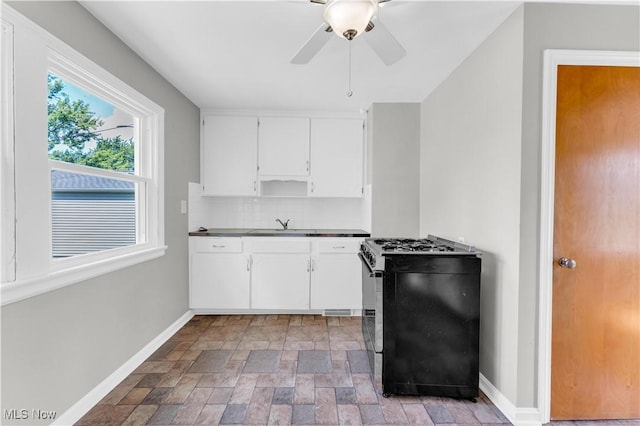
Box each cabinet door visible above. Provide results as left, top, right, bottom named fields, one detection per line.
left=190, top=253, right=250, bottom=309
left=202, top=116, right=257, bottom=196
left=258, top=117, right=310, bottom=177
left=251, top=253, right=310, bottom=309
left=310, top=254, right=362, bottom=309
left=309, top=118, right=363, bottom=197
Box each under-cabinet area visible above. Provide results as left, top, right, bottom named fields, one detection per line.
left=189, top=236, right=364, bottom=314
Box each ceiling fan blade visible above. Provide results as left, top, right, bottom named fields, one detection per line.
left=290, top=24, right=333, bottom=64
left=364, top=20, right=406, bottom=66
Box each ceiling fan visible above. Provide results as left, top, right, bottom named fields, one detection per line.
left=290, top=0, right=406, bottom=66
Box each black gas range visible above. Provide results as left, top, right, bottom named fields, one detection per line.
left=359, top=235, right=482, bottom=400
left=360, top=235, right=480, bottom=272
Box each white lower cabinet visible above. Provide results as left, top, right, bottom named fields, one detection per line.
left=310, top=255, right=362, bottom=309
left=250, top=253, right=310, bottom=309
left=189, top=236, right=363, bottom=312
left=190, top=238, right=250, bottom=309
left=245, top=238, right=311, bottom=310
left=190, top=253, right=250, bottom=309
left=310, top=239, right=362, bottom=310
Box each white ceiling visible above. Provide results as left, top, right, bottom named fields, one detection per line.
left=81, top=1, right=524, bottom=113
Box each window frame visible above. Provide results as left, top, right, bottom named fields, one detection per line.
left=1, top=5, right=165, bottom=305
left=1, top=17, right=16, bottom=284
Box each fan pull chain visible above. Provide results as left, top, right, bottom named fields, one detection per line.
left=346, top=41, right=353, bottom=98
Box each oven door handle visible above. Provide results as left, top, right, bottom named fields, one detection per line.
left=358, top=253, right=383, bottom=277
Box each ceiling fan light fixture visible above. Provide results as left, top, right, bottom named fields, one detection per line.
left=323, top=0, right=378, bottom=40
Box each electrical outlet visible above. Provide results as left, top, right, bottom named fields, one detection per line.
left=180, top=200, right=187, bottom=214
left=458, top=236, right=465, bottom=243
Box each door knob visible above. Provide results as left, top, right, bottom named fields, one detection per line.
left=558, top=257, right=577, bottom=269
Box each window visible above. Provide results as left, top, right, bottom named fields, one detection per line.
left=47, top=73, right=138, bottom=258
left=46, top=52, right=164, bottom=276
left=1, top=5, right=165, bottom=305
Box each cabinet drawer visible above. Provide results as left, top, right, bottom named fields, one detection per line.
left=316, top=239, right=361, bottom=253
left=194, top=237, right=242, bottom=253
left=244, top=238, right=311, bottom=253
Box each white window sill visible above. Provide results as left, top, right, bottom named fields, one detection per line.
left=1, top=246, right=166, bottom=306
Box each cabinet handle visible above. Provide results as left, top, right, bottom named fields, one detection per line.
left=253, top=181, right=257, bottom=192
left=311, top=259, right=315, bottom=271
left=247, top=257, right=251, bottom=271
left=311, top=182, right=315, bottom=193
left=307, top=259, right=310, bottom=272
left=332, top=245, right=345, bottom=249
left=212, top=245, right=225, bottom=248
left=306, top=160, right=309, bottom=172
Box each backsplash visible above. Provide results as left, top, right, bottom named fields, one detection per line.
left=188, top=182, right=371, bottom=231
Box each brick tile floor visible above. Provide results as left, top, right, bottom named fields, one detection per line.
left=76, top=314, right=638, bottom=425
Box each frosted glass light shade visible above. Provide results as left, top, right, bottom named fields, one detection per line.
left=323, top=0, right=378, bottom=40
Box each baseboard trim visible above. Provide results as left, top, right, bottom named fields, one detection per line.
left=52, top=310, right=194, bottom=426
left=479, top=373, right=542, bottom=426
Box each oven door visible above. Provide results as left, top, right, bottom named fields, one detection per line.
left=359, top=253, right=383, bottom=354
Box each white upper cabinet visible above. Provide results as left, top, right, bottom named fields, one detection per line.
left=309, top=118, right=364, bottom=197
left=258, top=117, right=310, bottom=177
left=200, top=113, right=365, bottom=198
left=202, top=115, right=258, bottom=196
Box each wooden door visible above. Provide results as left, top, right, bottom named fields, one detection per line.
left=552, top=65, right=640, bottom=419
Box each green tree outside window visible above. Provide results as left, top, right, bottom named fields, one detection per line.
left=47, top=74, right=134, bottom=172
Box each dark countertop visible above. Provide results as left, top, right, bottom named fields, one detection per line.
left=188, top=228, right=370, bottom=237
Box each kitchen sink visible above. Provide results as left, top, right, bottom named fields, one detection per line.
left=247, top=228, right=318, bottom=235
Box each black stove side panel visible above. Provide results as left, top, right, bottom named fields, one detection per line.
left=382, top=255, right=481, bottom=399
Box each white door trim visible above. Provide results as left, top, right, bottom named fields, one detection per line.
left=538, top=49, right=640, bottom=424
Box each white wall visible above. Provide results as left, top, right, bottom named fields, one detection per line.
left=369, top=103, right=421, bottom=237
left=420, top=5, right=524, bottom=407
left=1, top=2, right=200, bottom=423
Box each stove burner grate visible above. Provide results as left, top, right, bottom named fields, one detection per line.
left=374, top=238, right=455, bottom=253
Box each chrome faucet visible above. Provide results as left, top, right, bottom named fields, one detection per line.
left=276, top=218, right=290, bottom=230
